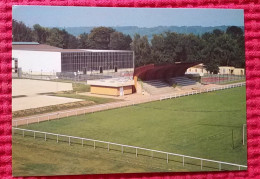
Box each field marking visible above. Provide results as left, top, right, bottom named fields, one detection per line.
left=13, top=127, right=247, bottom=171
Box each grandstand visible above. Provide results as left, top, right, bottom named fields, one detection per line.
left=168, top=76, right=201, bottom=89
left=142, top=80, right=176, bottom=95
left=133, top=63, right=202, bottom=95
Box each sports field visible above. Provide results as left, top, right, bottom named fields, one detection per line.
left=13, top=86, right=247, bottom=176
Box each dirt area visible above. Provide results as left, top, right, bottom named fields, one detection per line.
left=12, top=79, right=73, bottom=97
left=12, top=79, right=83, bottom=112
left=12, top=95, right=82, bottom=111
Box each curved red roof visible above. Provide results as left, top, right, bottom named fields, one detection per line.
left=134, top=62, right=200, bottom=81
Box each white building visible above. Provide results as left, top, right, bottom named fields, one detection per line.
left=12, top=42, right=134, bottom=76
left=12, top=42, right=62, bottom=75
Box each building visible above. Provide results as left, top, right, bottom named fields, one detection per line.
left=185, top=63, right=208, bottom=76
left=12, top=42, right=135, bottom=76
left=186, top=63, right=245, bottom=76
left=88, top=78, right=134, bottom=96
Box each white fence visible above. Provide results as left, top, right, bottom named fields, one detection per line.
left=12, top=82, right=246, bottom=127
left=159, top=82, right=245, bottom=101
left=13, top=127, right=247, bottom=171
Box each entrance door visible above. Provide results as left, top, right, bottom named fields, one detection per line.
left=120, top=87, right=124, bottom=96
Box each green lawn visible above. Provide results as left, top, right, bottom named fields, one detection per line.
left=13, top=86, right=247, bottom=176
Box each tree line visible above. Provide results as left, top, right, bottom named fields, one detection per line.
left=13, top=20, right=244, bottom=73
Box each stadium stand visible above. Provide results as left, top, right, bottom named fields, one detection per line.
left=169, top=76, right=200, bottom=88
left=142, top=80, right=176, bottom=95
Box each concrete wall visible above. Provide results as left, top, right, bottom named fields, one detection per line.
left=12, top=50, right=61, bottom=75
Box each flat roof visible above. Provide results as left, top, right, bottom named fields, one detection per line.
left=87, top=77, right=134, bottom=87
left=12, top=42, right=39, bottom=45
left=12, top=44, right=62, bottom=51
left=12, top=43, right=133, bottom=53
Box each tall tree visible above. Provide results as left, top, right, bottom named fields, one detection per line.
left=33, top=24, right=49, bottom=44
left=46, top=28, right=69, bottom=48
left=78, top=33, right=91, bottom=49
left=109, top=32, right=132, bottom=50
left=88, top=27, right=115, bottom=49
left=131, top=34, right=151, bottom=66
left=12, top=20, right=35, bottom=42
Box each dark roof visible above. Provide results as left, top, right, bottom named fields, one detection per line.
left=12, top=44, right=62, bottom=51
left=12, top=43, right=133, bottom=53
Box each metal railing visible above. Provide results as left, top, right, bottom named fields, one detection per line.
left=13, top=127, right=247, bottom=171
left=159, top=82, right=245, bottom=101
left=12, top=82, right=246, bottom=127
left=201, top=74, right=245, bottom=85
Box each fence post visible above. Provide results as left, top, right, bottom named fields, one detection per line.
left=183, top=156, right=185, bottom=166
left=94, top=141, right=96, bottom=149
left=167, top=153, right=168, bottom=163
left=34, top=132, right=35, bottom=139
left=57, top=135, right=59, bottom=143
left=136, top=148, right=138, bottom=157
left=44, top=133, right=46, bottom=141
left=108, top=143, right=110, bottom=151
left=239, top=166, right=241, bottom=170
left=82, top=139, right=84, bottom=146
left=22, top=130, right=24, bottom=137
left=243, top=124, right=246, bottom=145
left=219, top=163, right=221, bottom=171
left=122, top=146, right=123, bottom=153
left=152, top=151, right=153, bottom=158
left=201, top=160, right=203, bottom=170
left=69, top=137, right=70, bottom=145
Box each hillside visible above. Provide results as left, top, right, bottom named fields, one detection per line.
left=61, top=25, right=244, bottom=40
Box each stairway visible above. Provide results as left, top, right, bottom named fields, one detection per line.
left=169, top=76, right=200, bottom=88
left=142, top=80, right=175, bottom=95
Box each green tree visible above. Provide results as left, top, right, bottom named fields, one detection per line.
left=88, top=27, right=115, bottom=49
left=46, top=28, right=69, bottom=48
left=33, top=24, right=49, bottom=44
left=109, top=32, right=132, bottom=50
left=131, top=34, right=151, bottom=67
left=12, top=20, right=35, bottom=42
left=78, top=33, right=90, bottom=49
left=67, top=34, right=79, bottom=49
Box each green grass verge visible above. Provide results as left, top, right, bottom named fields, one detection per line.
left=72, top=83, right=90, bottom=93
left=13, top=86, right=247, bottom=175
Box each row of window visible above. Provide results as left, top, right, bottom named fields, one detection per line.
left=61, top=52, right=134, bottom=72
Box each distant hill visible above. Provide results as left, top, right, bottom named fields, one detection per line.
left=60, top=26, right=244, bottom=40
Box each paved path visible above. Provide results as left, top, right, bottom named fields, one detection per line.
left=12, top=82, right=245, bottom=127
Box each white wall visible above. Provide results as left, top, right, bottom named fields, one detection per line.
left=12, top=50, right=61, bottom=75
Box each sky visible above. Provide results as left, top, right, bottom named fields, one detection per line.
left=12, top=6, right=244, bottom=28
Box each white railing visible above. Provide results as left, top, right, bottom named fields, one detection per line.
left=12, top=82, right=246, bottom=127
left=13, top=127, right=247, bottom=171
left=159, top=82, right=245, bottom=101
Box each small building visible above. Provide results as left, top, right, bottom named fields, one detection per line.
left=185, top=63, right=209, bottom=76
left=186, top=63, right=245, bottom=76
left=219, top=66, right=245, bottom=75
left=87, top=78, right=134, bottom=96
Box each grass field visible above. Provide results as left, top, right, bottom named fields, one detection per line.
left=13, top=86, right=247, bottom=176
